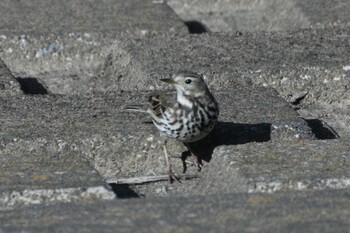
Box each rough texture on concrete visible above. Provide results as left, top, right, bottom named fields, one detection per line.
left=0, top=0, right=186, bottom=34
left=0, top=135, right=115, bottom=209
left=1, top=190, right=350, bottom=232
left=0, top=0, right=187, bottom=94
left=108, top=29, right=350, bottom=95
left=168, top=0, right=350, bottom=32
left=98, top=29, right=350, bottom=138
left=128, top=139, right=350, bottom=197
left=0, top=87, right=314, bottom=181
left=0, top=65, right=116, bottom=208
left=199, top=139, right=350, bottom=194
left=1, top=0, right=350, bottom=231
left=0, top=58, right=21, bottom=95
left=0, top=136, right=107, bottom=191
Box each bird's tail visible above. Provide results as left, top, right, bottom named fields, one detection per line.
left=123, top=104, right=148, bottom=113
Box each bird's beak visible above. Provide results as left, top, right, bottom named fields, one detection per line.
left=160, top=78, right=176, bottom=84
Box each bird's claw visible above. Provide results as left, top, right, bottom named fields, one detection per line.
left=194, top=158, right=203, bottom=172
left=188, top=155, right=203, bottom=172
left=168, top=170, right=181, bottom=184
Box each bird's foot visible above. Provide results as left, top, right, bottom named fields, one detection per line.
left=183, top=154, right=203, bottom=172
left=191, top=155, right=203, bottom=172
left=168, top=169, right=181, bottom=184
left=182, top=143, right=203, bottom=172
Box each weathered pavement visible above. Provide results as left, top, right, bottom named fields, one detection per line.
left=0, top=0, right=350, bottom=232
left=2, top=190, right=350, bottom=233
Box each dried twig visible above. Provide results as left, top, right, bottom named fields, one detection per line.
left=107, top=173, right=199, bottom=185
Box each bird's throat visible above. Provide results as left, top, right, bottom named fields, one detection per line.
left=177, top=91, right=193, bottom=108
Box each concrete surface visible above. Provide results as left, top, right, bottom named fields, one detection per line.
left=2, top=26, right=349, bottom=138
left=0, top=0, right=186, bottom=34
left=1, top=190, right=350, bottom=232
left=0, top=0, right=187, bottom=94
left=0, top=134, right=115, bottom=209
left=0, top=58, right=21, bottom=96
left=168, top=0, right=350, bottom=32
left=129, top=139, right=350, bottom=197
left=0, top=0, right=350, bottom=232
left=0, top=86, right=314, bottom=180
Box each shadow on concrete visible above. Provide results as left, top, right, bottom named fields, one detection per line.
left=305, top=119, right=339, bottom=139
left=109, top=184, right=141, bottom=199
left=181, top=122, right=271, bottom=172
left=185, top=21, right=208, bottom=34
left=16, top=77, right=49, bottom=94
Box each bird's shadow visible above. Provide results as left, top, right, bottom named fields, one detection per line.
left=181, top=122, right=271, bottom=172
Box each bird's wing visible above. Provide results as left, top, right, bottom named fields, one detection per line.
left=148, top=93, right=176, bottom=118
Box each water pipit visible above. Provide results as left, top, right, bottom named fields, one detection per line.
left=124, top=71, right=219, bottom=183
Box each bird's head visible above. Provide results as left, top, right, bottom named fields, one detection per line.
left=160, top=71, right=209, bottom=97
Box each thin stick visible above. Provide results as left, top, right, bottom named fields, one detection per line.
left=163, top=145, right=171, bottom=172
left=107, top=173, right=199, bottom=185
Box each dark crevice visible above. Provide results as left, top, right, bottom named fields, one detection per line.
left=16, top=77, right=49, bottom=94
left=185, top=21, right=208, bottom=34
left=305, top=119, right=340, bottom=139
left=109, top=184, right=141, bottom=199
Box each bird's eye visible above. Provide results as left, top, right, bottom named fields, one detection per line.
left=185, top=79, right=192, bottom=84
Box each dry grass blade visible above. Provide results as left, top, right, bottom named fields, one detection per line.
left=107, top=173, right=199, bottom=185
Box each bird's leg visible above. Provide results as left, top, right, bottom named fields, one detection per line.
left=168, top=153, right=192, bottom=174
left=163, top=141, right=181, bottom=183
left=183, top=142, right=203, bottom=171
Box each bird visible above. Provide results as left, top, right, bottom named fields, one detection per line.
left=124, top=71, right=219, bottom=183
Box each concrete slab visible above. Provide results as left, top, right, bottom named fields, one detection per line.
left=1, top=190, right=349, bottom=232
left=120, top=138, right=350, bottom=198
left=0, top=73, right=116, bottom=208
left=194, top=139, right=350, bottom=195
left=0, top=0, right=186, bottom=34
left=0, top=134, right=115, bottom=208
left=101, top=29, right=350, bottom=138
left=1, top=23, right=350, bottom=130
left=0, top=0, right=187, bottom=93
left=108, top=29, right=350, bottom=93
left=0, top=59, right=21, bottom=96
left=0, top=86, right=314, bottom=183
left=296, top=0, right=350, bottom=29
left=168, top=0, right=350, bottom=32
